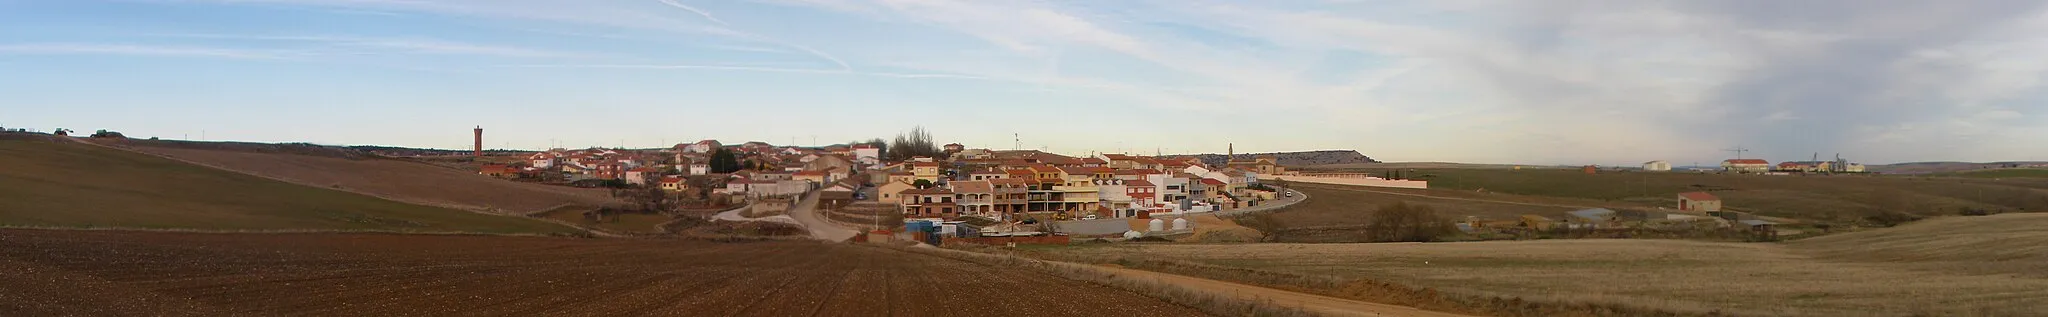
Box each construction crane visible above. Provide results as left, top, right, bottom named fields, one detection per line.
left=1722, top=146, right=1750, bottom=159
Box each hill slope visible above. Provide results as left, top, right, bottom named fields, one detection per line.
left=1791, top=213, right=2048, bottom=277
left=0, top=135, right=580, bottom=234
left=1169, top=150, right=1377, bottom=167
left=101, top=138, right=619, bottom=214
left=1297, top=167, right=2048, bottom=224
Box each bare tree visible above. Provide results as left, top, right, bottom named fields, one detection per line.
left=887, top=126, right=942, bottom=161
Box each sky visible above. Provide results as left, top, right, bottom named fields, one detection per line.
left=3, top=0, right=2046, bottom=165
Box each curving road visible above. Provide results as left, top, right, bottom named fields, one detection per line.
left=782, top=191, right=860, bottom=242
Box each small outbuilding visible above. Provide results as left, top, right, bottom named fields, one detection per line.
left=1678, top=192, right=1722, bottom=212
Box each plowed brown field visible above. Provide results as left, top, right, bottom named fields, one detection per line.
left=106, top=139, right=619, bottom=214
left=0, top=230, right=1206, bottom=316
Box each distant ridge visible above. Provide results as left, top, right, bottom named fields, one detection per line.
left=1870, top=161, right=2048, bottom=174
left=1165, top=150, right=1378, bottom=167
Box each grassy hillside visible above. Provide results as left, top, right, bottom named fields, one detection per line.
left=1792, top=213, right=2048, bottom=277
left=1304, top=167, right=2048, bottom=224
left=0, top=137, right=582, bottom=235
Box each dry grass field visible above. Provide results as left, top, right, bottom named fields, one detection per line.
left=103, top=138, right=620, bottom=214
left=0, top=137, right=580, bottom=235
left=1026, top=214, right=2048, bottom=316
left=0, top=229, right=1208, bottom=316
left=1251, top=183, right=1576, bottom=242
left=1297, top=167, right=2048, bottom=224
left=1790, top=213, right=2048, bottom=277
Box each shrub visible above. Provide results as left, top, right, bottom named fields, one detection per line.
left=1362, top=202, right=1455, bottom=242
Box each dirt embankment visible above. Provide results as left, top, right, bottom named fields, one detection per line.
left=0, top=229, right=1208, bottom=316
left=101, top=139, right=619, bottom=214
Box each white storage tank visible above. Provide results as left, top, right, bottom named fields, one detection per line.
left=1172, top=218, right=1190, bottom=230
left=1148, top=219, right=1165, bottom=232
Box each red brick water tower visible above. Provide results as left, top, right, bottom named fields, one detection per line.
left=473, top=126, right=483, bottom=157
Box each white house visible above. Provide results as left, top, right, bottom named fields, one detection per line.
left=1148, top=174, right=1190, bottom=208
left=1643, top=160, right=1672, bottom=172
left=688, top=163, right=710, bottom=175
left=527, top=152, right=557, bottom=169
left=852, top=144, right=881, bottom=166
left=686, top=140, right=722, bottom=153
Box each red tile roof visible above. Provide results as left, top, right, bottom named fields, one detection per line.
left=950, top=180, right=993, bottom=193
left=1679, top=191, right=1720, bottom=201
left=1200, top=178, right=1227, bottom=185
left=901, top=188, right=955, bottom=195
left=989, top=178, right=1032, bottom=186
left=1081, top=158, right=1107, bottom=164
left=1124, top=179, right=1155, bottom=187
left=1115, top=169, right=1162, bottom=175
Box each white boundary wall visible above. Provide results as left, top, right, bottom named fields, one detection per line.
left=1275, top=176, right=1429, bottom=189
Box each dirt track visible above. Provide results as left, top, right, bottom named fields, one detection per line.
left=0, top=230, right=1206, bottom=316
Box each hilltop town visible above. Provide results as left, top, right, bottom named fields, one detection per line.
left=476, top=137, right=1299, bottom=235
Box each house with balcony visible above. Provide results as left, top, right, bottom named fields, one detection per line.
left=901, top=188, right=960, bottom=219
left=1055, top=167, right=1101, bottom=216
left=988, top=178, right=1031, bottom=220
left=1123, top=179, right=1159, bottom=217
left=1194, top=177, right=1226, bottom=203
left=1095, top=178, right=1133, bottom=215
left=950, top=180, right=994, bottom=218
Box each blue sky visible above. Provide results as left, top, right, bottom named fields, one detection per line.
left=3, top=0, right=2046, bottom=165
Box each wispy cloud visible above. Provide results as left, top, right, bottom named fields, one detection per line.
left=0, top=43, right=285, bottom=59
left=502, top=63, right=988, bottom=80
left=151, top=33, right=591, bottom=58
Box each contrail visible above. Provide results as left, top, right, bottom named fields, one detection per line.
left=651, top=0, right=848, bottom=71
left=655, top=0, right=728, bottom=26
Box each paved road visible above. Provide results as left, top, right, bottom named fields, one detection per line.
left=1057, top=188, right=1308, bottom=236
left=783, top=191, right=859, bottom=242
